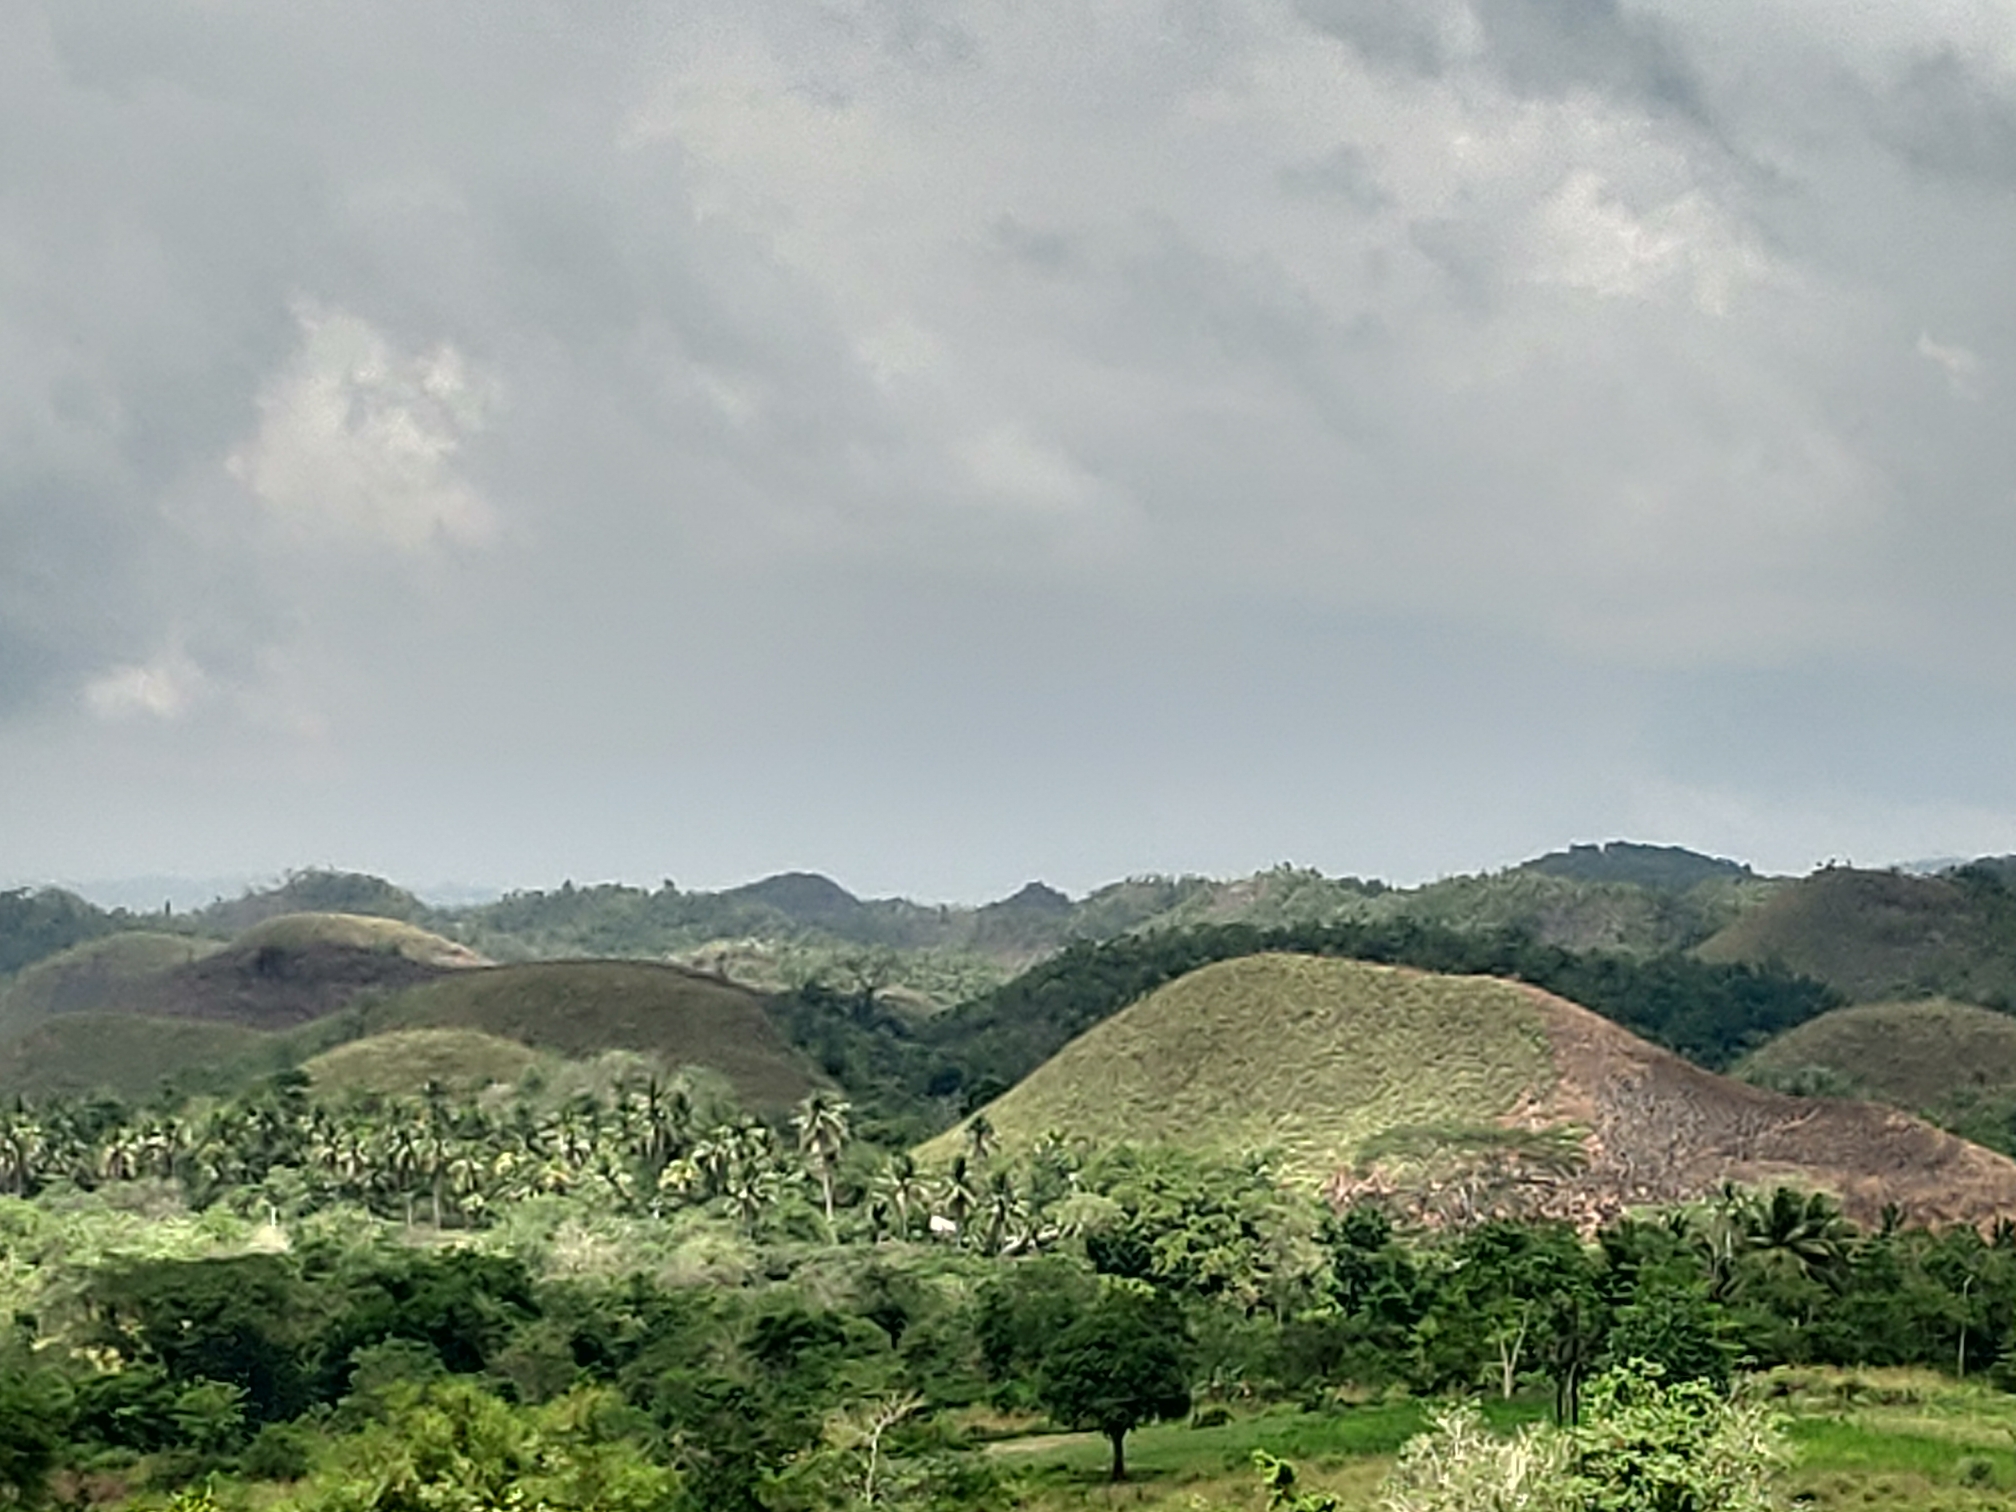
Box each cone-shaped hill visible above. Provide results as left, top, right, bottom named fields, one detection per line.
left=1744, top=998, right=2016, bottom=1123
left=352, top=961, right=821, bottom=1112
left=8, top=912, right=492, bottom=1029
left=923, top=954, right=2016, bottom=1231
left=1696, top=866, right=2016, bottom=1004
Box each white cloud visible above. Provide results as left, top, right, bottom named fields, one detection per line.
left=226, top=302, right=498, bottom=552
left=82, top=651, right=207, bottom=721
left=1917, top=331, right=1984, bottom=398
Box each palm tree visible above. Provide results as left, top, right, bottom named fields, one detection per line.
left=936, top=1156, right=977, bottom=1241
left=977, top=1169, right=1025, bottom=1256
left=793, top=1092, right=852, bottom=1227
left=0, top=1103, right=45, bottom=1196
left=1746, top=1187, right=1852, bottom=1289
left=964, top=1113, right=997, bottom=1166
left=873, top=1153, right=930, bottom=1240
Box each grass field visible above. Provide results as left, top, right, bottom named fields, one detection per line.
left=920, top=955, right=1556, bottom=1184
left=1744, top=998, right=2016, bottom=1148
left=357, top=960, right=822, bottom=1111
left=1697, top=868, right=2016, bottom=1005
left=0, top=932, right=223, bottom=1037
left=993, top=1370, right=2016, bottom=1512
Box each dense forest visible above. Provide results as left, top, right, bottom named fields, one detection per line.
left=1, top=1060, right=2010, bottom=1510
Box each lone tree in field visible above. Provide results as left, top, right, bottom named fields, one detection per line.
left=1037, top=1282, right=1191, bottom=1482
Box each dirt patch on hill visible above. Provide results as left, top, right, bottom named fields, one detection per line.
left=1330, top=986, right=2016, bottom=1232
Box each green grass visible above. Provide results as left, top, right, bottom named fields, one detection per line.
left=919, top=955, right=1555, bottom=1185
left=1698, top=868, right=2016, bottom=1005
left=0, top=932, right=223, bottom=1037
left=1743, top=999, right=2016, bottom=1147
left=1001, top=1370, right=2016, bottom=1512
left=302, top=1027, right=548, bottom=1098
left=0, top=1013, right=283, bottom=1100
left=356, top=960, right=823, bottom=1112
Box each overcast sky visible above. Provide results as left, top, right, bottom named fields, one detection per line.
left=3, top=0, right=2014, bottom=902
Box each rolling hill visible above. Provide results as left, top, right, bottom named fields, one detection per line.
left=0, top=1014, right=282, bottom=1100
left=0, top=931, right=223, bottom=1036
left=925, top=954, right=2016, bottom=1230
left=0, top=913, right=489, bottom=1030
left=352, top=960, right=821, bottom=1111
left=1696, top=866, right=2016, bottom=1005
left=1743, top=998, right=2016, bottom=1147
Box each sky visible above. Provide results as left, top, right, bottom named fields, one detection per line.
left=3, top=0, right=2015, bottom=903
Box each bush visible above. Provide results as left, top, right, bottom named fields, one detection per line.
left=1380, top=1362, right=1788, bottom=1512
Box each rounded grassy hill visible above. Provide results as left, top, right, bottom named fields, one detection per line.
left=925, top=953, right=2016, bottom=1230
left=356, top=960, right=821, bottom=1112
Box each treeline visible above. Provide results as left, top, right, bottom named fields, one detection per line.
left=777, top=919, right=1846, bottom=1131
left=0, top=888, right=122, bottom=977
left=7, top=1134, right=2016, bottom=1509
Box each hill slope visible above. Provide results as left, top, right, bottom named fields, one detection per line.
left=1697, top=867, right=2016, bottom=1004
left=4, top=913, right=489, bottom=1030
left=1743, top=998, right=2016, bottom=1146
left=0, top=932, right=223, bottom=1036
left=356, top=961, right=820, bottom=1111
left=0, top=1014, right=281, bottom=1100
left=929, top=954, right=2016, bottom=1230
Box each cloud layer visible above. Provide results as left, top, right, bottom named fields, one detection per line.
left=3, top=0, right=2014, bottom=894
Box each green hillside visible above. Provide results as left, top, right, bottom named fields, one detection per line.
left=301, top=1026, right=546, bottom=1098
left=357, top=961, right=821, bottom=1111
left=1743, top=997, right=2016, bottom=1149
left=0, top=931, right=222, bottom=1036
left=919, top=954, right=1556, bottom=1183
left=925, top=953, right=2016, bottom=1230
left=0, top=1013, right=281, bottom=1100
left=230, top=911, right=488, bottom=968
left=1697, top=866, right=2016, bottom=1004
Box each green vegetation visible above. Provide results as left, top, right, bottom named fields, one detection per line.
left=2, top=1029, right=2016, bottom=1512
left=0, top=933, right=222, bottom=1036
left=1699, top=865, right=2016, bottom=1006
left=1743, top=998, right=2016, bottom=1152
left=0, top=887, right=122, bottom=978
left=15, top=848, right=2016, bottom=1512
left=919, top=956, right=1555, bottom=1184
left=357, top=961, right=821, bottom=1112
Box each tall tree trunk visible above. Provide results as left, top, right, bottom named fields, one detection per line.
left=1108, top=1429, right=1127, bottom=1483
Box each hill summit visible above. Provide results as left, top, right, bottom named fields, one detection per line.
left=928, top=954, right=2016, bottom=1230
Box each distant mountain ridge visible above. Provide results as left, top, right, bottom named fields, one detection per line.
left=2, top=843, right=1785, bottom=1011
left=1523, top=841, right=1758, bottom=890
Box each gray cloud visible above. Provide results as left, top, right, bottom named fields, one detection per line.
left=4, top=0, right=2016, bottom=894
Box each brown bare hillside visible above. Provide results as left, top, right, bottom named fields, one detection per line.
left=1335, top=983, right=2016, bottom=1232
left=930, top=952, right=2016, bottom=1232
left=39, top=914, right=489, bottom=1029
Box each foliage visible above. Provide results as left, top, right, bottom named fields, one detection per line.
left=1036, top=1280, right=1191, bottom=1481
left=0, top=888, right=120, bottom=980
left=281, top=1379, right=678, bottom=1512
left=1381, top=1362, right=1787, bottom=1512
